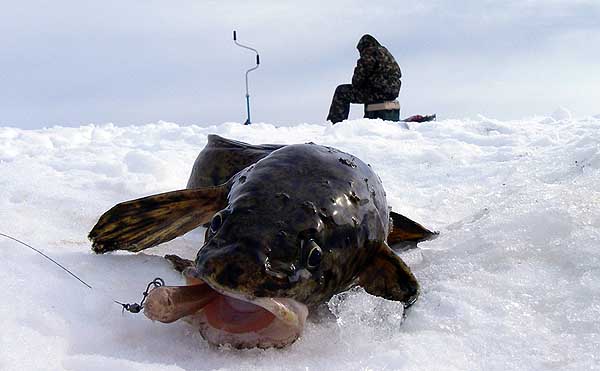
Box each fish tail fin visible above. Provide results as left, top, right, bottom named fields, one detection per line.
left=387, top=211, right=438, bottom=250
left=88, top=185, right=229, bottom=254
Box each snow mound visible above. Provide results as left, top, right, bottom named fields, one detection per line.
left=550, top=107, right=572, bottom=121
left=1, top=116, right=599, bottom=370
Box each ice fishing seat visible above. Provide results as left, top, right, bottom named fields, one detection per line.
left=364, top=100, right=400, bottom=121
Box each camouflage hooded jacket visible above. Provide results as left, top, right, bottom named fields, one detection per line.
left=352, top=35, right=401, bottom=98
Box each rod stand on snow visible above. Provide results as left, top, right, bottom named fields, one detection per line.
left=233, top=30, right=260, bottom=125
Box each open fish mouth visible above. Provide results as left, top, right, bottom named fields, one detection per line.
left=143, top=274, right=308, bottom=349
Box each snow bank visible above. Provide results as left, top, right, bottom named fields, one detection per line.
left=1, top=116, right=599, bottom=370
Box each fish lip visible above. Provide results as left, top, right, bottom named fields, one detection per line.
left=184, top=266, right=254, bottom=302
left=183, top=267, right=309, bottom=348
left=183, top=267, right=307, bottom=328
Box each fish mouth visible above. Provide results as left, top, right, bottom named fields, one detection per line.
left=143, top=272, right=308, bottom=349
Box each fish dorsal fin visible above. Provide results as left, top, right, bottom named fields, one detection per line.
left=88, top=184, right=229, bottom=253
left=387, top=211, right=438, bottom=250
left=358, top=242, right=420, bottom=304
left=187, top=135, right=284, bottom=188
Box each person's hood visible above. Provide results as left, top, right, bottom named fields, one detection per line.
left=357, top=34, right=381, bottom=51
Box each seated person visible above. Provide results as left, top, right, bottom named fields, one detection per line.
left=327, top=34, right=402, bottom=124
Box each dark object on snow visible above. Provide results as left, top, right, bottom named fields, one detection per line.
left=403, top=114, right=436, bottom=123
left=327, top=34, right=402, bottom=124
left=364, top=100, right=401, bottom=121
left=88, top=134, right=437, bottom=349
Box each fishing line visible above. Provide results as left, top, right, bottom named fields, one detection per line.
left=1, top=232, right=93, bottom=289
left=0, top=232, right=163, bottom=314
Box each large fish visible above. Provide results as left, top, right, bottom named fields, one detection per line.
left=89, top=135, right=436, bottom=348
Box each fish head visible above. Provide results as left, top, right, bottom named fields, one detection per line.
left=181, top=191, right=339, bottom=348
left=191, top=207, right=337, bottom=301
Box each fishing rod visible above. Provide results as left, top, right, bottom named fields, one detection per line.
left=233, top=30, right=260, bottom=125
left=0, top=232, right=163, bottom=314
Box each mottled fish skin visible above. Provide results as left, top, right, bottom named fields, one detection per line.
left=189, top=143, right=392, bottom=307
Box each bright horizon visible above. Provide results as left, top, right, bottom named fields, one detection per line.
left=2, top=0, right=599, bottom=129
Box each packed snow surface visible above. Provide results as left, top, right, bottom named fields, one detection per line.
left=1, top=116, right=599, bottom=370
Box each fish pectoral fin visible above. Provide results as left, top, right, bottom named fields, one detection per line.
left=387, top=211, right=439, bottom=249
left=359, top=242, right=420, bottom=304
left=88, top=185, right=229, bottom=253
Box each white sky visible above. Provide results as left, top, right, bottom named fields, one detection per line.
left=1, top=0, right=600, bottom=128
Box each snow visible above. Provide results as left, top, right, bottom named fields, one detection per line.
left=1, top=116, right=599, bottom=370
left=550, top=107, right=572, bottom=122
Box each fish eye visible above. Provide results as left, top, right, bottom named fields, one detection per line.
left=210, top=213, right=223, bottom=233
left=306, top=240, right=322, bottom=269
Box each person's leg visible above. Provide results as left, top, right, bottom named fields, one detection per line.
left=327, top=84, right=364, bottom=124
